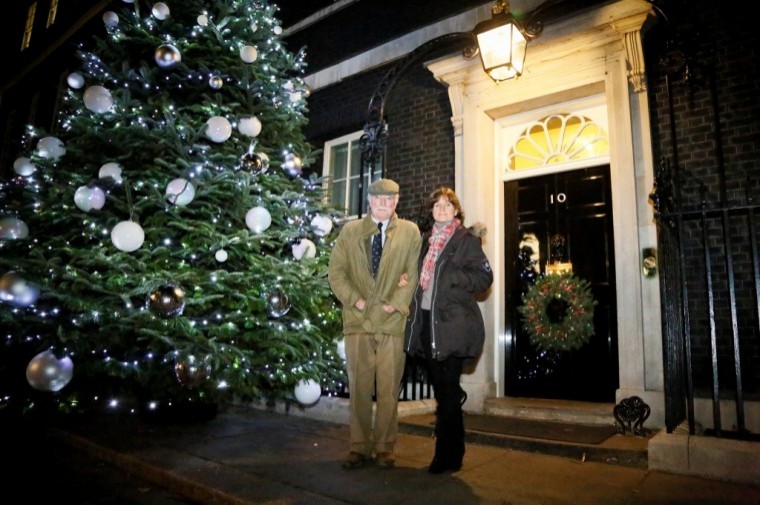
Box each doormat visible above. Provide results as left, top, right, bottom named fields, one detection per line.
left=463, top=414, right=618, bottom=445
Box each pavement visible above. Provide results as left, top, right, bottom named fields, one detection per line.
left=21, top=399, right=760, bottom=505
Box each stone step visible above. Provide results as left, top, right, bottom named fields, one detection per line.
left=247, top=396, right=648, bottom=468
left=397, top=396, right=650, bottom=469
left=483, top=396, right=618, bottom=427
left=398, top=411, right=650, bottom=469
left=249, top=397, right=759, bottom=483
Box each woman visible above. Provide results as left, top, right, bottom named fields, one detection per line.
left=405, top=187, right=493, bottom=474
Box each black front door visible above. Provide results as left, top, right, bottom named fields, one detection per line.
left=504, top=165, right=618, bottom=402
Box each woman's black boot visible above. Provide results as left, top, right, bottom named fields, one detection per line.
left=428, top=434, right=450, bottom=473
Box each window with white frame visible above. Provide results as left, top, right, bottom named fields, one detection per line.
left=322, top=130, right=383, bottom=218
left=46, top=0, right=59, bottom=28
left=21, top=2, right=37, bottom=50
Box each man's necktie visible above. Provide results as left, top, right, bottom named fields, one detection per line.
left=371, top=222, right=383, bottom=277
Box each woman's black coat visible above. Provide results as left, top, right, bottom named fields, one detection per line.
left=405, top=223, right=493, bottom=361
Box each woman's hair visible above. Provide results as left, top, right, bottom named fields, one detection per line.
left=413, top=187, right=466, bottom=233
left=412, top=187, right=465, bottom=234
left=428, top=187, right=465, bottom=224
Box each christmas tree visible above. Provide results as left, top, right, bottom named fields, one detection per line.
left=0, top=0, right=346, bottom=418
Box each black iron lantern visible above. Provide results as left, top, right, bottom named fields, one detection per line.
left=473, top=0, right=528, bottom=82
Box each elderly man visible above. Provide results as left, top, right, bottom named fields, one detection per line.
left=328, top=178, right=422, bottom=469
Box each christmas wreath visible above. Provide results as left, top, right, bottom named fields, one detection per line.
left=518, top=272, right=597, bottom=352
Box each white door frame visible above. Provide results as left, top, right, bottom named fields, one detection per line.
left=427, top=0, right=666, bottom=426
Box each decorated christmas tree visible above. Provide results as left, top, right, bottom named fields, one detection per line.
left=0, top=0, right=346, bottom=418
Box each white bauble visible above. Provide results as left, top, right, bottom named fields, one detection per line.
left=0, top=271, right=40, bottom=308
left=26, top=350, right=74, bottom=392
left=238, top=116, right=262, bottom=137
left=245, top=206, right=271, bottom=233
left=292, top=239, right=316, bottom=260
left=103, top=11, right=119, bottom=27
left=165, top=178, right=195, bottom=206
left=74, top=186, right=106, bottom=212
left=294, top=379, right=321, bottom=406
left=111, top=220, right=145, bottom=252
left=0, top=217, right=29, bottom=240
left=152, top=2, right=170, bottom=20
left=67, top=72, right=85, bottom=89
left=336, top=338, right=346, bottom=360
left=36, top=136, right=66, bottom=161
left=240, top=45, right=258, bottom=63
left=83, top=85, right=114, bottom=113
left=273, top=25, right=283, bottom=35
left=197, top=14, right=208, bottom=26
left=13, top=157, right=36, bottom=176
left=215, top=249, right=228, bottom=262
left=99, top=162, right=123, bottom=183
left=310, top=214, right=333, bottom=237
left=205, top=116, right=232, bottom=143
left=289, top=92, right=302, bottom=103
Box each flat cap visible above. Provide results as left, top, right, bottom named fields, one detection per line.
left=368, top=178, right=399, bottom=195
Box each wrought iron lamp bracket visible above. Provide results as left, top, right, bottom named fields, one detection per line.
left=356, top=0, right=563, bottom=216
left=356, top=32, right=477, bottom=216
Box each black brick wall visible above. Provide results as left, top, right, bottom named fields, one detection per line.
left=645, top=0, right=759, bottom=395
left=301, top=0, right=760, bottom=397
left=303, top=51, right=456, bottom=227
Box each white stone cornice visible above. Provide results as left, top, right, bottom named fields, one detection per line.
left=303, top=4, right=492, bottom=91
left=303, top=1, right=654, bottom=93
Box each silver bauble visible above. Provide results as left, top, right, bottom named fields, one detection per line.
left=208, top=75, right=223, bottom=89
left=0, top=271, right=40, bottom=308
left=26, top=350, right=74, bottom=392
left=0, top=217, right=29, bottom=240
left=174, top=355, right=212, bottom=389
left=266, top=290, right=291, bottom=318
left=238, top=152, right=264, bottom=174
left=281, top=153, right=302, bottom=177
left=155, top=44, right=182, bottom=69
left=147, top=284, right=185, bottom=317
left=258, top=152, right=270, bottom=170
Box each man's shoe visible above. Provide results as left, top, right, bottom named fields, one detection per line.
left=375, top=451, right=395, bottom=469
left=341, top=452, right=368, bottom=470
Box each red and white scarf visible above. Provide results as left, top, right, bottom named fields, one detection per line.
left=420, top=219, right=460, bottom=290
